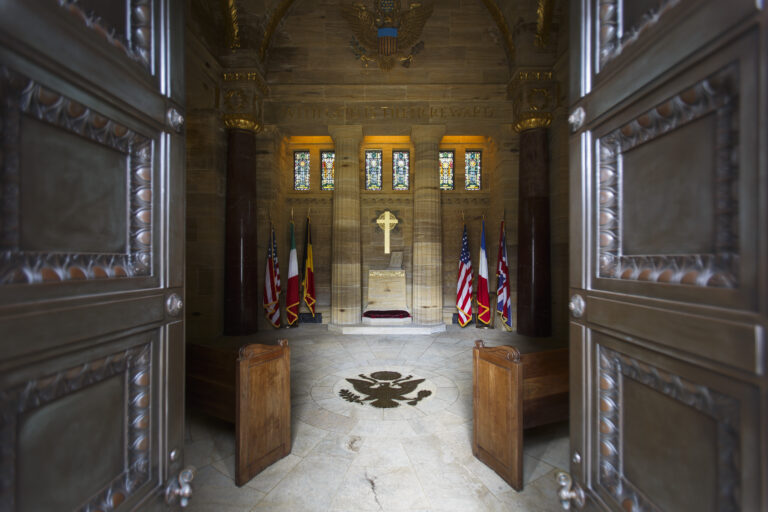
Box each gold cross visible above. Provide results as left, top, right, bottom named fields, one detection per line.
left=376, top=210, right=399, bottom=254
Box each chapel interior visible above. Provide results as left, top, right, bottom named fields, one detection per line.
left=182, top=0, right=571, bottom=510
left=184, top=0, right=569, bottom=340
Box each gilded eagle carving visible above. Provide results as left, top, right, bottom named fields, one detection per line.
left=341, top=0, right=434, bottom=71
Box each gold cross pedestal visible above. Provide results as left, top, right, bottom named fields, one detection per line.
left=376, top=210, right=398, bottom=254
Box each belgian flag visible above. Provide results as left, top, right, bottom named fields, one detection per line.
left=302, top=215, right=316, bottom=316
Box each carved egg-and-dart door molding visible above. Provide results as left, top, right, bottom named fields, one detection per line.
left=0, top=0, right=190, bottom=510
left=566, top=0, right=765, bottom=510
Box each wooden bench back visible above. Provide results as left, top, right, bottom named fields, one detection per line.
left=472, top=340, right=569, bottom=491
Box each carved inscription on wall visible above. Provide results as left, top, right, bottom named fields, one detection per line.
left=0, top=67, right=154, bottom=285
left=270, top=103, right=504, bottom=125
left=597, top=66, right=738, bottom=288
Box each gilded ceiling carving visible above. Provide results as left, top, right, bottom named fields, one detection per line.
left=228, top=0, right=521, bottom=68
left=341, top=0, right=434, bottom=71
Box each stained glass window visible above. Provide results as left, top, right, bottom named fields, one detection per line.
left=321, top=151, right=335, bottom=191
left=465, top=150, right=481, bottom=190
left=365, top=150, right=382, bottom=191
left=439, top=150, right=454, bottom=190
left=392, top=150, right=409, bottom=190
left=294, top=151, right=310, bottom=191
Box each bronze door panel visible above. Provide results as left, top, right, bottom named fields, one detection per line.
left=0, top=63, right=164, bottom=305
left=590, top=332, right=759, bottom=511
left=1, top=330, right=159, bottom=512
left=590, top=34, right=760, bottom=311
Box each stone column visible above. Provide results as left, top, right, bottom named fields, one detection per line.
left=411, top=125, right=445, bottom=325
left=223, top=123, right=259, bottom=335
left=329, top=125, right=363, bottom=325
left=511, top=69, right=557, bottom=337
left=516, top=128, right=551, bottom=336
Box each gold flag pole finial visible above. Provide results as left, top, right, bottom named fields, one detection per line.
left=291, top=207, right=294, bottom=222
left=462, top=210, right=465, bottom=223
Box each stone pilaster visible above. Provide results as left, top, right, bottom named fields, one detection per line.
left=411, top=125, right=445, bottom=325
left=329, top=125, right=364, bottom=325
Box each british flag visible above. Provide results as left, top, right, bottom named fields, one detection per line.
left=456, top=224, right=473, bottom=327
left=496, top=221, right=513, bottom=330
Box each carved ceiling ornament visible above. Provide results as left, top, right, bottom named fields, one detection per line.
left=226, top=0, right=242, bottom=49
left=341, top=0, right=434, bottom=71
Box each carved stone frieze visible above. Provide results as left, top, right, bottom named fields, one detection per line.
left=441, top=195, right=492, bottom=205
left=509, top=70, right=558, bottom=132
left=598, top=346, right=740, bottom=511
left=58, top=0, right=154, bottom=72
left=597, top=0, right=678, bottom=71
left=597, top=66, right=738, bottom=288
left=0, top=67, right=154, bottom=284
left=0, top=342, right=153, bottom=511
left=358, top=196, right=413, bottom=206
left=284, top=197, right=333, bottom=205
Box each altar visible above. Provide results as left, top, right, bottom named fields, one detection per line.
left=363, top=269, right=411, bottom=325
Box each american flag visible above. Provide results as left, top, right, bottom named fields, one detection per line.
left=456, top=224, right=473, bottom=327
left=263, top=226, right=281, bottom=328
left=496, top=221, right=513, bottom=330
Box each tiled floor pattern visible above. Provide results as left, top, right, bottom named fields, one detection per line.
left=185, top=325, right=569, bottom=511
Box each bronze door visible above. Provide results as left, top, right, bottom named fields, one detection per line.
left=0, top=1, right=187, bottom=510
left=566, top=1, right=766, bottom=511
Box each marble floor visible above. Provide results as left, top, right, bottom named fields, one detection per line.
left=185, top=325, right=569, bottom=512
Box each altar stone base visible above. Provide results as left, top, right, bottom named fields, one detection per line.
left=328, top=324, right=446, bottom=335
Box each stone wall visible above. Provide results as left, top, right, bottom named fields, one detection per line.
left=185, top=31, right=226, bottom=342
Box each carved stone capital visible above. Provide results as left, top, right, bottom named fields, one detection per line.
left=223, top=114, right=261, bottom=132
left=509, top=69, right=558, bottom=133
left=220, top=68, right=268, bottom=133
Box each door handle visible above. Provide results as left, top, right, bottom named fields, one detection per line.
left=165, top=467, right=195, bottom=507
left=556, top=471, right=585, bottom=509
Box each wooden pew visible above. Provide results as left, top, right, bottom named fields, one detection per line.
left=472, top=340, right=569, bottom=491
left=186, top=339, right=291, bottom=486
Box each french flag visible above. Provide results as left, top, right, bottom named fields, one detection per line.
left=477, top=220, right=491, bottom=325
